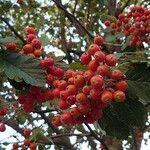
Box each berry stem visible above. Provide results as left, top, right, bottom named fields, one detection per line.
left=84, top=123, right=109, bottom=150
left=0, top=16, right=26, bottom=44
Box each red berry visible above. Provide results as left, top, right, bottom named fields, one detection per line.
left=111, top=70, right=124, bottom=80
left=113, top=90, right=126, bottom=102
left=80, top=52, right=91, bottom=65
left=66, top=95, right=76, bottom=105
left=52, top=88, right=60, bottom=97
left=57, top=80, right=68, bottom=90
left=45, top=90, right=54, bottom=101
left=32, top=38, right=41, bottom=49
left=60, top=112, right=72, bottom=124
left=60, top=90, right=69, bottom=100
left=94, top=35, right=104, bottom=45
left=89, top=88, right=101, bottom=100
left=82, top=85, right=91, bottom=95
left=96, top=64, right=110, bottom=76
left=12, top=143, right=19, bottom=149
left=27, top=34, right=36, bottom=43
left=65, top=69, right=75, bottom=78
left=70, top=107, right=81, bottom=118
left=88, top=44, right=100, bottom=55
left=25, top=26, right=36, bottom=34
left=88, top=60, right=99, bottom=72
left=23, top=128, right=31, bottom=138
left=0, top=123, right=6, bottom=132
left=66, top=85, right=77, bottom=95
left=94, top=51, right=106, bottom=62
left=104, top=20, right=111, bottom=26
left=52, top=115, right=62, bottom=126
left=54, top=68, right=64, bottom=78
left=90, top=75, right=104, bottom=89
left=116, top=80, right=128, bottom=91
left=46, top=74, right=54, bottom=85
left=101, top=91, right=113, bottom=103
left=105, top=54, right=117, bottom=66
left=83, top=70, right=94, bottom=82
left=59, top=100, right=70, bottom=110
left=6, top=42, right=16, bottom=51
left=76, top=92, right=87, bottom=104
left=23, top=44, right=34, bottom=53
left=74, top=75, right=85, bottom=88
left=29, top=142, right=37, bottom=150
left=24, top=139, right=30, bottom=147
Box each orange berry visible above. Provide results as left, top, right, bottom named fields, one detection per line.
left=101, top=91, right=113, bottom=103
left=23, top=44, right=34, bottom=53
left=113, top=90, right=126, bottom=102
left=33, top=49, right=42, bottom=57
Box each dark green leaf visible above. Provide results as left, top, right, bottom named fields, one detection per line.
left=0, top=51, right=46, bottom=87
left=0, top=37, right=17, bottom=43
left=98, top=95, right=146, bottom=139
left=40, top=34, right=50, bottom=46
left=69, top=62, right=86, bottom=71
left=98, top=107, right=130, bottom=139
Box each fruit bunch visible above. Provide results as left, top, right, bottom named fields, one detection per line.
left=6, top=26, right=43, bottom=57
left=52, top=36, right=127, bottom=126
left=20, top=26, right=43, bottom=57
left=105, top=5, right=150, bottom=47
left=18, top=56, right=65, bottom=112
left=12, top=128, right=37, bottom=150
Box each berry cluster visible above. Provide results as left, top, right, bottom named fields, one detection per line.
left=20, top=26, right=43, bottom=57
left=6, top=26, right=43, bottom=57
left=18, top=57, right=65, bottom=112
left=105, top=6, right=150, bottom=47
left=18, top=85, right=57, bottom=113
left=12, top=128, right=37, bottom=150
left=52, top=36, right=127, bottom=126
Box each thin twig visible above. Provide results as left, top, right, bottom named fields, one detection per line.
left=73, top=0, right=78, bottom=15
left=0, top=16, right=26, bottom=44
left=52, top=0, right=94, bottom=39
left=51, top=133, right=91, bottom=139
left=119, top=0, right=132, bottom=13
left=33, top=109, right=57, bottom=113
left=36, top=108, right=60, bottom=134
left=84, top=123, right=109, bottom=150
left=131, top=128, right=138, bottom=150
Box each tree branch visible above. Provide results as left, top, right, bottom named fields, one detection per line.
left=35, top=108, right=60, bottom=134
left=119, top=0, right=131, bottom=14
left=84, top=123, right=109, bottom=150
left=33, top=109, right=58, bottom=113
left=52, top=0, right=94, bottom=39
left=73, top=0, right=78, bottom=15
left=0, top=16, right=26, bottom=44
left=131, top=128, right=138, bottom=150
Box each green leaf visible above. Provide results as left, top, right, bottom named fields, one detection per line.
left=110, top=97, right=146, bottom=127
left=127, top=81, right=150, bottom=103
left=16, top=112, right=28, bottom=124
left=0, top=51, right=46, bottom=87
left=69, top=62, right=86, bottom=71
left=126, top=63, right=150, bottom=103
left=105, top=35, right=116, bottom=42
left=30, top=128, right=45, bottom=141
left=0, top=37, right=17, bottom=43
left=2, top=142, right=9, bottom=146
left=98, top=95, right=146, bottom=139
left=98, top=107, right=130, bottom=139
left=40, top=34, right=50, bottom=46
